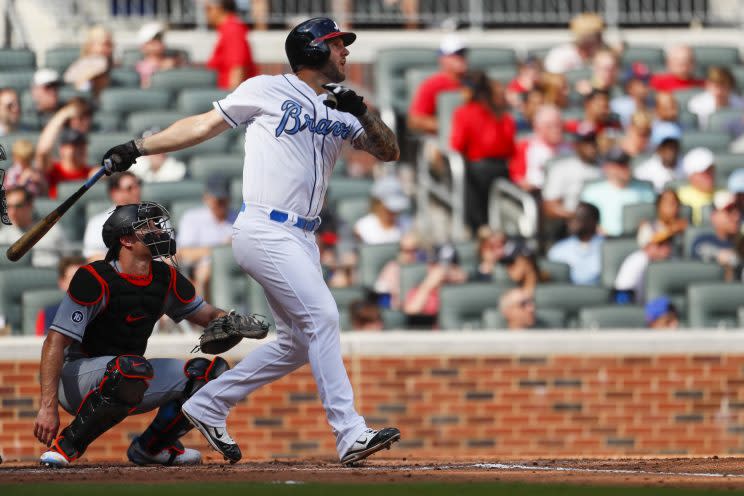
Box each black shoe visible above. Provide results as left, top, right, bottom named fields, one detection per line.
left=341, top=427, right=400, bottom=465
left=181, top=408, right=242, bottom=464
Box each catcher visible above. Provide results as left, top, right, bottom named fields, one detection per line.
left=33, top=201, right=269, bottom=467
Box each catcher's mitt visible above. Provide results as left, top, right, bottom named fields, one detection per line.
left=192, top=310, right=270, bottom=354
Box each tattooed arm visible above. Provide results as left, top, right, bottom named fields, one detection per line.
left=352, top=111, right=400, bottom=162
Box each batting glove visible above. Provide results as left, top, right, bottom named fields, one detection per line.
left=102, top=140, right=141, bottom=175
left=322, top=83, right=367, bottom=117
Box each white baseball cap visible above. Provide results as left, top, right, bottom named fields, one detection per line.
left=682, top=147, right=715, bottom=177
left=137, top=22, right=165, bottom=45
left=371, top=176, right=410, bottom=213
left=439, top=35, right=466, bottom=56
left=713, top=190, right=736, bottom=211
left=33, top=68, right=61, bottom=87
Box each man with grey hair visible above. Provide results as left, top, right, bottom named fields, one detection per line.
left=650, top=44, right=704, bottom=93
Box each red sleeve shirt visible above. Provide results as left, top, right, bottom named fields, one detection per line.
left=46, top=162, right=93, bottom=199
left=508, top=139, right=530, bottom=183
left=450, top=102, right=516, bottom=162
left=649, top=73, right=705, bottom=92
left=409, top=73, right=462, bottom=117
left=507, top=79, right=527, bottom=94
left=207, top=14, right=257, bottom=90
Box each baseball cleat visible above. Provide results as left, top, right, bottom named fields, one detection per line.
left=127, top=437, right=202, bottom=466
left=39, top=450, right=70, bottom=468
left=341, top=427, right=401, bottom=465
left=182, top=408, right=242, bottom=464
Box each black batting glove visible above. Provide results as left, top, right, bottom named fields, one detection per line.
left=102, top=140, right=141, bottom=175
left=322, top=83, right=367, bottom=117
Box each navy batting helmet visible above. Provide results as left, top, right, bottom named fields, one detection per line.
left=285, top=17, right=356, bottom=72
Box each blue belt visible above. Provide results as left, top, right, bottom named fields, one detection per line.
left=241, top=203, right=320, bottom=232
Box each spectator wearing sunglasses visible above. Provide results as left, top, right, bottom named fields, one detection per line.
left=499, top=288, right=537, bottom=330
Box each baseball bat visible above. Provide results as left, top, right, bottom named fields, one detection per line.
left=6, top=163, right=109, bottom=262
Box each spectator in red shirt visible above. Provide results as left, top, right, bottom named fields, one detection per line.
left=650, top=44, right=704, bottom=93
left=39, top=128, right=93, bottom=198
left=407, top=34, right=468, bottom=135
left=506, top=56, right=542, bottom=110
left=564, top=88, right=622, bottom=136
left=205, top=0, right=257, bottom=90
left=451, top=71, right=516, bottom=231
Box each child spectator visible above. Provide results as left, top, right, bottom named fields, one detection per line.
left=3, top=139, right=47, bottom=196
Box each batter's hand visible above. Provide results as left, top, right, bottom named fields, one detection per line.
left=34, top=405, right=60, bottom=446
left=322, top=83, right=367, bottom=117
left=102, top=140, right=142, bottom=175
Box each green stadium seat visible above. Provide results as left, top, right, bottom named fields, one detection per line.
left=707, top=108, right=743, bottom=134
left=738, top=307, right=744, bottom=328
left=168, top=132, right=233, bottom=161
left=578, top=305, right=646, bottom=329
left=692, top=45, right=740, bottom=69
left=382, top=309, right=407, bottom=330
left=0, top=267, right=57, bottom=334
left=538, top=259, right=571, bottom=283
left=486, top=66, right=517, bottom=84
left=87, top=132, right=139, bottom=165
left=375, top=48, right=438, bottom=115
left=688, top=282, right=744, bottom=328
left=399, top=263, right=428, bottom=307
left=526, top=47, right=551, bottom=61
left=453, top=240, right=477, bottom=271
left=44, top=45, right=81, bottom=74
left=564, top=67, right=593, bottom=87
left=177, top=88, right=230, bottom=114
left=681, top=131, right=730, bottom=153
left=110, top=68, right=140, bottom=88
left=678, top=109, right=699, bottom=130
left=0, top=70, right=35, bottom=92
left=673, top=89, right=703, bottom=110
left=121, top=47, right=143, bottom=67
left=436, top=90, right=465, bottom=148
left=645, top=260, right=724, bottom=311
left=331, top=286, right=365, bottom=331
left=358, top=242, right=399, bottom=288
left=535, top=284, right=611, bottom=327
left=84, top=200, right=114, bottom=225
left=622, top=202, right=656, bottom=235
left=126, top=110, right=188, bottom=135
left=150, top=68, right=217, bottom=92
left=714, top=153, right=744, bottom=186
left=92, top=112, right=122, bottom=132
left=468, top=47, right=517, bottom=69
left=0, top=48, right=36, bottom=70
left=601, top=237, right=639, bottom=288
left=1, top=131, right=40, bottom=151
left=481, top=307, right=566, bottom=329
left=141, top=180, right=205, bottom=211
left=99, top=88, right=172, bottom=116
left=683, top=225, right=715, bottom=258
left=35, top=194, right=87, bottom=242
left=439, top=282, right=509, bottom=330
left=733, top=66, right=744, bottom=92
left=326, top=177, right=374, bottom=206
left=169, top=199, right=203, bottom=230
left=0, top=245, right=30, bottom=267
left=336, top=196, right=369, bottom=227
left=188, top=153, right=244, bottom=181
left=621, top=45, right=665, bottom=67
left=22, top=288, right=64, bottom=336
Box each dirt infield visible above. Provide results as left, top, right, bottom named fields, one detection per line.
left=4, top=456, right=744, bottom=489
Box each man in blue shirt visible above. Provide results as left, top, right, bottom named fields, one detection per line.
left=692, top=190, right=741, bottom=280
left=547, top=202, right=604, bottom=285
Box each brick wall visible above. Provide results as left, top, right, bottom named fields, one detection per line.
left=3, top=352, right=744, bottom=462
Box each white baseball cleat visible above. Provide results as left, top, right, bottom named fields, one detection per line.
left=127, top=438, right=202, bottom=466
left=341, top=427, right=401, bottom=465
left=39, top=450, right=70, bottom=468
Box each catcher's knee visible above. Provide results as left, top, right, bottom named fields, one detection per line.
left=101, top=355, right=154, bottom=406
left=182, top=356, right=230, bottom=399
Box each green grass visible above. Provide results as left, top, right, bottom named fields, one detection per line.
left=1, top=482, right=744, bottom=496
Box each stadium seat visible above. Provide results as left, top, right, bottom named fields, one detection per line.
left=733, top=65, right=744, bottom=92
left=0, top=245, right=30, bottom=267
left=87, top=132, right=139, bottom=165
left=578, top=305, right=646, bottom=329
left=358, top=242, right=399, bottom=288
left=168, top=132, right=233, bottom=161
left=375, top=47, right=438, bottom=115
left=692, top=45, right=740, bottom=69
left=481, top=307, right=566, bottom=329
left=336, top=196, right=370, bottom=227
left=681, top=131, right=731, bottom=153
left=150, top=67, right=217, bottom=91
left=707, top=108, right=743, bottom=134
left=0, top=267, right=57, bottom=334
left=538, top=259, right=571, bottom=283
left=99, top=88, right=172, bottom=116
left=453, top=240, right=477, bottom=271
left=436, top=90, right=465, bottom=148
left=714, top=153, right=744, bottom=186
left=621, top=45, right=665, bottom=67
left=600, top=237, right=638, bottom=288
left=399, top=263, right=428, bottom=307
left=169, top=199, right=203, bottom=230
left=526, top=46, right=551, bottom=61
left=382, top=309, right=407, bottom=330
left=110, top=68, right=141, bottom=88
left=210, top=245, right=273, bottom=325
left=0, top=48, right=36, bottom=70
left=188, top=153, right=244, bottom=181
left=673, top=89, right=703, bottom=110
left=564, top=67, right=593, bottom=87
left=486, top=66, right=518, bottom=84
left=177, top=88, right=230, bottom=114
left=21, top=288, right=64, bottom=336
left=126, top=110, right=188, bottom=135
left=141, top=180, right=205, bottom=210
left=439, top=282, right=509, bottom=330
left=468, top=47, right=517, bottom=69
left=326, top=177, right=374, bottom=206
left=330, top=286, right=365, bottom=331
left=622, top=202, right=655, bottom=235
left=92, top=112, right=122, bottom=132
left=535, top=284, right=611, bottom=327
left=84, top=200, right=114, bottom=225
left=121, top=47, right=143, bottom=67
left=645, top=260, right=724, bottom=311
left=738, top=307, right=744, bottom=328
left=0, top=70, right=35, bottom=92
left=683, top=225, right=715, bottom=258
left=44, top=45, right=81, bottom=74
left=1, top=132, right=40, bottom=151
left=36, top=192, right=91, bottom=242
left=687, top=282, right=744, bottom=328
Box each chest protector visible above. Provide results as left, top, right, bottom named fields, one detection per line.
left=81, top=261, right=172, bottom=357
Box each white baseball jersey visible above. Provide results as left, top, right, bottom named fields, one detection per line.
left=213, top=74, right=365, bottom=218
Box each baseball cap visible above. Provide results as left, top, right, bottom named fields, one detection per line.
left=439, top=35, right=466, bottom=56
left=205, top=174, right=230, bottom=200
left=603, top=147, right=631, bottom=166
left=728, top=168, right=744, bottom=193
left=138, top=22, right=165, bottom=45
left=59, top=128, right=87, bottom=146
left=713, top=190, right=736, bottom=211
left=682, top=147, right=715, bottom=177
left=650, top=122, right=682, bottom=148
left=645, top=296, right=676, bottom=324
left=33, top=68, right=62, bottom=87
left=371, top=176, right=410, bottom=213
left=570, top=13, right=604, bottom=39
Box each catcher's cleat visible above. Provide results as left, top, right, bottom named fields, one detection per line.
left=127, top=437, right=202, bottom=466
left=182, top=408, right=242, bottom=464
left=341, top=427, right=401, bottom=465
left=39, top=450, right=70, bottom=468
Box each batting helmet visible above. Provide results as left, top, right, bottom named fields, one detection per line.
left=102, top=201, right=176, bottom=260
left=285, top=17, right=356, bottom=73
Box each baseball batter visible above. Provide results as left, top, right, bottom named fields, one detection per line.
left=103, top=17, right=401, bottom=464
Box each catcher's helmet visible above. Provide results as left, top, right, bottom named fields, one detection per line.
left=285, top=17, right=356, bottom=72
left=102, top=201, right=176, bottom=259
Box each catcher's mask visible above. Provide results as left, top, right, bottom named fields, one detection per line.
left=102, top=201, right=176, bottom=261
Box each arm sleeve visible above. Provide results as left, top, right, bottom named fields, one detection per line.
left=48, top=294, right=106, bottom=342
left=213, top=75, right=267, bottom=128
left=164, top=270, right=205, bottom=322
